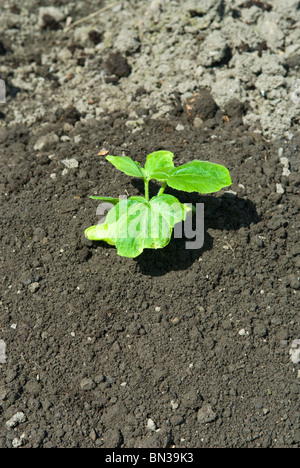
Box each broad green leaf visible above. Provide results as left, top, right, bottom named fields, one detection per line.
left=144, top=151, right=174, bottom=177
left=84, top=224, right=115, bottom=246
left=90, top=196, right=121, bottom=205
left=166, top=160, right=232, bottom=193
left=84, top=195, right=192, bottom=258
left=150, top=166, right=175, bottom=182
left=129, top=196, right=148, bottom=203
left=106, top=155, right=146, bottom=179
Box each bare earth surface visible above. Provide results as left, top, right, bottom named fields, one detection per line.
left=0, top=0, right=299, bottom=448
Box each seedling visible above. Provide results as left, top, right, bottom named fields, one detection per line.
left=84, top=150, right=231, bottom=258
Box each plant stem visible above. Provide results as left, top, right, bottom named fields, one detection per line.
left=145, top=179, right=150, bottom=201
left=157, top=181, right=167, bottom=196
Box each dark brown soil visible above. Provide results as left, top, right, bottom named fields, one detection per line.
left=0, top=0, right=299, bottom=449
left=0, top=99, right=299, bottom=448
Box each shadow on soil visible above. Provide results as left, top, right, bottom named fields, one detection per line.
left=90, top=179, right=260, bottom=276
left=89, top=189, right=259, bottom=276
left=135, top=192, right=260, bottom=276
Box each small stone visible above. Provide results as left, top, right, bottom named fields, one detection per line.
left=290, top=348, right=300, bottom=364
left=194, top=117, right=203, bottom=128
left=176, top=124, right=185, bottom=131
left=61, top=158, right=79, bottom=169
left=94, top=374, right=105, bottom=384
left=61, top=135, right=71, bottom=142
left=80, top=377, right=96, bottom=391
left=89, top=428, right=97, bottom=442
left=289, top=275, right=300, bottom=290
left=147, top=418, right=157, bottom=431
left=38, top=7, right=64, bottom=28
left=0, top=339, right=6, bottom=364
left=170, top=400, right=179, bottom=410
left=223, top=190, right=237, bottom=198
left=170, top=317, right=180, bottom=325
left=280, top=157, right=291, bottom=177
left=276, top=183, right=285, bottom=194
left=28, top=282, right=39, bottom=293
left=170, top=414, right=185, bottom=426
left=6, top=412, right=27, bottom=428
left=289, top=339, right=300, bottom=364
left=0, top=387, right=8, bottom=401
left=34, top=132, right=59, bottom=152
left=197, top=403, right=217, bottom=424
left=12, top=436, right=25, bottom=448
left=74, top=135, right=82, bottom=144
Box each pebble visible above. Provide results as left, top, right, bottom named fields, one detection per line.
left=89, top=428, right=97, bottom=442
left=38, top=7, right=65, bottom=28
left=74, top=135, right=82, bottom=144
left=0, top=339, right=6, bottom=364
left=61, top=158, right=79, bottom=169
left=170, top=317, right=180, bottom=325
left=194, top=117, right=204, bottom=128
left=34, top=132, right=59, bottom=152
left=289, top=339, right=300, bottom=364
left=6, top=412, right=27, bottom=428
left=276, top=183, right=285, bottom=194
left=61, top=135, right=71, bottom=142
left=279, top=157, right=291, bottom=177
left=12, top=435, right=25, bottom=448
left=170, top=400, right=179, bottom=410
left=147, top=418, right=157, bottom=431
left=28, top=282, right=40, bottom=293
left=197, top=403, right=217, bottom=424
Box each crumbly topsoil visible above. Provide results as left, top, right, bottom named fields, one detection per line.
left=0, top=0, right=299, bottom=448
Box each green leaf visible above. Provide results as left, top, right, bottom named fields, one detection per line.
left=106, top=155, right=146, bottom=179
left=84, top=195, right=191, bottom=258
left=90, top=196, right=121, bottom=205
left=144, top=151, right=174, bottom=178
left=150, top=166, right=175, bottom=182
left=165, top=160, right=232, bottom=193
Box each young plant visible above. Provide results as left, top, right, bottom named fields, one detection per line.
left=84, top=150, right=231, bottom=258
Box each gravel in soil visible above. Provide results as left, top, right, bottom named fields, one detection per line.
left=0, top=0, right=299, bottom=449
